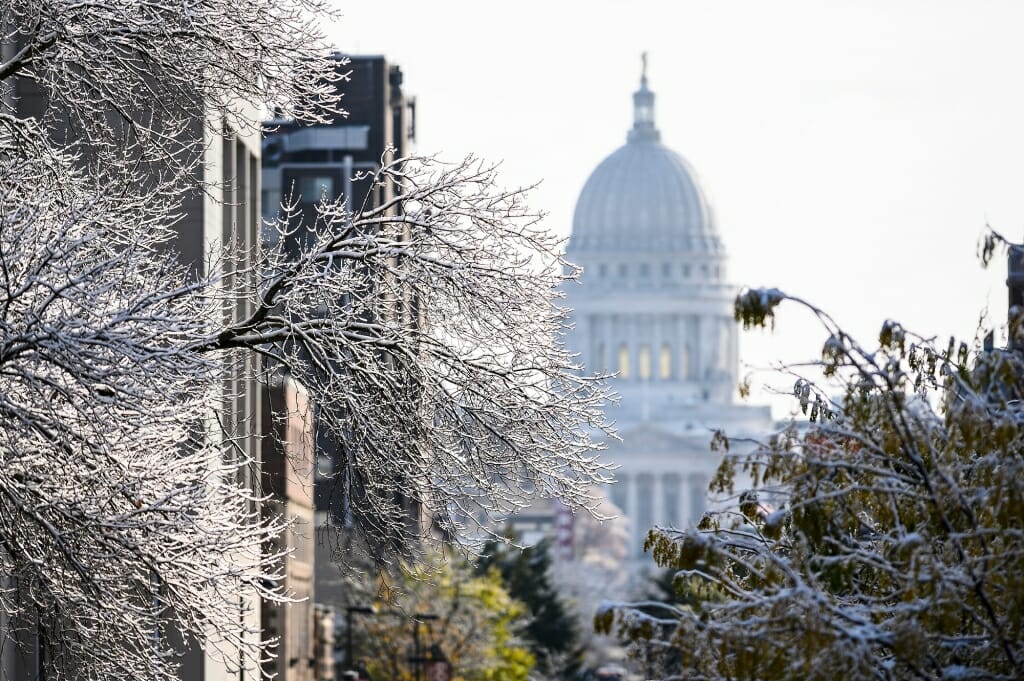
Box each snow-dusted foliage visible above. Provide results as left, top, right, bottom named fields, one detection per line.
left=0, top=2, right=609, bottom=679
left=600, top=279, right=1024, bottom=680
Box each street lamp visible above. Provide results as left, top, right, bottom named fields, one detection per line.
left=345, top=605, right=377, bottom=673
left=411, top=613, right=439, bottom=681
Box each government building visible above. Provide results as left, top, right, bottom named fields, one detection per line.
left=564, top=62, right=772, bottom=574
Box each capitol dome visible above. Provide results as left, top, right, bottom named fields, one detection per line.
left=560, top=60, right=773, bottom=579
left=568, top=66, right=721, bottom=256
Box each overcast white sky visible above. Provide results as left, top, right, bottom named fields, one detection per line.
left=330, top=1, right=1024, bottom=415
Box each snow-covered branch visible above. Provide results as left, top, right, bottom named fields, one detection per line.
left=606, top=288, right=1024, bottom=681
left=0, top=1, right=612, bottom=678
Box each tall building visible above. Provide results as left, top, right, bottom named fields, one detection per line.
left=564, top=61, right=772, bottom=575
left=0, top=79, right=266, bottom=677
left=261, top=377, right=317, bottom=681
left=261, top=54, right=419, bottom=676
left=261, top=53, right=413, bottom=244
left=260, top=52, right=416, bottom=533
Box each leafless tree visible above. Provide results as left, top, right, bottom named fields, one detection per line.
left=0, top=1, right=611, bottom=679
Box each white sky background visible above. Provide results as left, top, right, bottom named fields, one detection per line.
left=331, top=0, right=1024, bottom=417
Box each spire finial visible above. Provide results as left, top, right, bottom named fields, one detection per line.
left=641, top=52, right=648, bottom=85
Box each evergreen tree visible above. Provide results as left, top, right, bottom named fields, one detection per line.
left=478, top=538, right=583, bottom=679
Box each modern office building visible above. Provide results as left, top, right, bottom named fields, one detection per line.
left=564, top=63, right=772, bottom=575
left=261, top=54, right=419, bottom=673
left=261, top=53, right=414, bottom=248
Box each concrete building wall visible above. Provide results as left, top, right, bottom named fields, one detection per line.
left=261, top=378, right=317, bottom=681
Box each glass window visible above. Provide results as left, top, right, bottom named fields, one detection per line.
left=683, top=264, right=691, bottom=278
left=618, top=263, right=628, bottom=278
left=661, top=262, right=672, bottom=278
left=636, top=102, right=654, bottom=124
left=611, top=474, right=629, bottom=515
left=659, top=344, right=672, bottom=379
left=596, top=343, right=607, bottom=373
left=681, top=345, right=691, bottom=380
left=640, top=263, right=650, bottom=277
left=298, top=175, right=334, bottom=202
left=636, top=474, right=654, bottom=556
left=689, top=475, right=708, bottom=524
left=618, top=344, right=630, bottom=379
left=664, top=474, right=681, bottom=527
left=638, top=345, right=651, bottom=380
left=260, top=189, right=281, bottom=220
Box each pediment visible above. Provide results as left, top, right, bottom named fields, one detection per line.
left=609, top=422, right=704, bottom=454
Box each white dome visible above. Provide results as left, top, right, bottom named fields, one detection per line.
left=569, top=140, right=719, bottom=255
left=567, top=70, right=720, bottom=257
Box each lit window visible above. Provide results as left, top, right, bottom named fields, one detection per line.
left=618, top=344, right=630, bottom=379
left=636, top=102, right=654, bottom=125
left=659, top=344, right=672, bottom=379
left=638, top=345, right=651, bottom=380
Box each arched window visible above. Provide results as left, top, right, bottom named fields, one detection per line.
left=618, top=344, right=630, bottom=379
left=659, top=344, right=672, bottom=379
left=638, top=345, right=651, bottom=380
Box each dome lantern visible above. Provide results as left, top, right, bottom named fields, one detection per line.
left=629, top=52, right=659, bottom=143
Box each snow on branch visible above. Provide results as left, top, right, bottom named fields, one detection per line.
left=209, top=154, right=613, bottom=559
